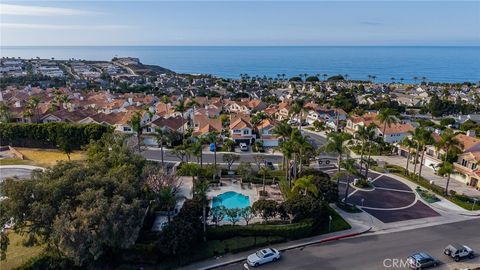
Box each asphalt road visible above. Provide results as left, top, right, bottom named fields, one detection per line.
left=302, top=130, right=327, bottom=148
left=223, top=218, right=480, bottom=270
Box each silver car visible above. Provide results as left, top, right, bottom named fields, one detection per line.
left=247, top=248, right=280, bottom=267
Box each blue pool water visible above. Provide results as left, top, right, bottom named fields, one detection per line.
left=212, top=191, right=250, bottom=209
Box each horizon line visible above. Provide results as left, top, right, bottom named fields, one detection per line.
left=2, top=44, right=480, bottom=47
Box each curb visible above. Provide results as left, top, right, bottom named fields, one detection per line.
left=199, top=226, right=372, bottom=270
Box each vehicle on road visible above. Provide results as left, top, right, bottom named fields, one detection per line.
left=265, top=161, right=275, bottom=170
left=247, top=248, right=280, bottom=267
left=240, top=143, right=248, bottom=151
left=444, top=243, right=474, bottom=261
left=407, top=252, right=438, bottom=269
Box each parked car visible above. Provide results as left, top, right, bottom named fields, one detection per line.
left=407, top=252, right=438, bottom=269
left=265, top=161, right=275, bottom=170
left=240, top=143, right=248, bottom=151
left=209, top=143, right=216, bottom=152
left=247, top=248, right=280, bottom=267
left=444, top=243, right=474, bottom=261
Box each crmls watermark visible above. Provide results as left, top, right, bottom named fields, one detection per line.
left=383, top=258, right=418, bottom=268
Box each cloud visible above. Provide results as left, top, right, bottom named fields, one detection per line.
left=1, top=23, right=130, bottom=30
left=0, top=4, right=100, bottom=16
left=360, top=21, right=383, bottom=26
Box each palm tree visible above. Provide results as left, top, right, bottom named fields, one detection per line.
left=205, top=131, right=220, bottom=168
left=279, top=139, right=295, bottom=187
left=417, top=129, right=435, bottom=180
left=437, top=162, right=455, bottom=195
left=259, top=166, right=271, bottom=193
left=27, top=97, right=40, bottom=123
left=323, top=132, right=350, bottom=185
left=356, top=124, right=375, bottom=173
left=390, top=77, right=395, bottom=84
left=344, top=74, right=349, bottom=81
left=400, top=77, right=404, bottom=84
left=292, top=175, right=318, bottom=196
left=363, top=123, right=377, bottom=178
left=401, top=137, right=416, bottom=175
left=377, top=108, right=398, bottom=139
left=290, top=98, right=306, bottom=131
left=413, top=76, right=418, bottom=84
left=436, top=129, right=463, bottom=195
left=273, top=121, right=293, bottom=177
left=190, top=138, right=204, bottom=167
left=129, top=111, right=143, bottom=152
left=155, top=128, right=172, bottom=169
left=174, top=99, right=188, bottom=139
left=158, top=187, right=177, bottom=223
left=338, top=159, right=361, bottom=205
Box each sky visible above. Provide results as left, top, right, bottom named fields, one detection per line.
left=0, top=1, right=479, bottom=46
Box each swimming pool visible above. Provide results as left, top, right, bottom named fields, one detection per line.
left=212, top=191, right=250, bottom=209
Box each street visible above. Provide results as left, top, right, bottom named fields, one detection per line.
left=222, top=218, right=480, bottom=270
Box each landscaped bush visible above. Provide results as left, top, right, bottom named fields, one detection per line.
left=206, top=220, right=314, bottom=240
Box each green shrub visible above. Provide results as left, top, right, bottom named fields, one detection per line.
left=206, top=220, right=314, bottom=240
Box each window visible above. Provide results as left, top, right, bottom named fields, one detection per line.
left=233, top=129, right=241, bottom=133
left=123, top=127, right=132, bottom=132
left=462, top=159, right=468, bottom=167
left=243, top=129, right=249, bottom=135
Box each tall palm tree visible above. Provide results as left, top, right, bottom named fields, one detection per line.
left=417, top=129, right=435, bottom=180
left=205, top=131, right=220, bottom=168
left=290, top=98, right=306, bottom=131
left=436, top=129, right=463, bottom=195
left=437, top=162, right=455, bottom=195
left=338, top=159, right=361, bottom=205
left=377, top=108, right=398, bottom=139
left=323, top=132, right=350, bottom=185
left=259, top=166, right=271, bottom=193
left=0, top=103, right=11, bottom=123
left=401, top=137, right=416, bottom=176
left=356, top=124, right=375, bottom=173
left=410, top=128, right=425, bottom=175
left=27, top=97, right=40, bottom=123
left=363, top=123, right=377, bottom=178
left=273, top=121, right=293, bottom=176
left=155, top=128, right=172, bottom=169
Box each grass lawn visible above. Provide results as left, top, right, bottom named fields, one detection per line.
left=16, top=148, right=86, bottom=167
left=0, top=158, right=34, bottom=166
left=1, top=232, right=44, bottom=270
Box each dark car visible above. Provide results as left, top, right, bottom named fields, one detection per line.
left=264, top=161, right=275, bottom=170
left=407, top=252, right=438, bottom=269
left=444, top=243, right=474, bottom=261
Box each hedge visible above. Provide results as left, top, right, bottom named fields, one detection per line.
left=0, top=122, right=112, bottom=149
left=206, top=219, right=314, bottom=240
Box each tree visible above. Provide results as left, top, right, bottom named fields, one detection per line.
left=377, top=108, right=398, bottom=139
left=174, top=99, right=188, bottom=139
left=0, top=102, right=11, bottom=123
left=323, top=132, right=350, bottom=185
left=282, top=194, right=325, bottom=222
left=355, top=124, right=375, bottom=173
left=239, top=206, right=255, bottom=225
left=292, top=175, right=318, bottom=196
left=259, top=166, right=271, bottom=192
left=437, top=162, right=455, bottom=196
left=401, top=137, right=416, bottom=175
left=210, top=206, right=226, bottom=226
left=56, top=134, right=74, bottom=160
left=0, top=135, right=146, bottom=266
left=223, top=139, right=235, bottom=152
left=336, top=159, right=362, bottom=205
left=436, top=129, right=463, bottom=194
left=146, top=171, right=181, bottom=223
left=253, top=155, right=265, bottom=171
left=417, top=129, right=434, bottom=180
left=159, top=218, right=198, bottom=256
left=128, top=111, right=143, bottom=152
left=237, top=162, right=252, bottom=182
left=205, top=132, right=220, bottom=168
left=252, top=199, right=277, bottom=223
left=155, top=128, right=172, bottom=169
left=224, top=208, right=241, bottom=225
left=223, top=153, right=240, bottom=171
left=176, top=163, right=200, bottom=183
left=172, top=143, right=189, bottom=163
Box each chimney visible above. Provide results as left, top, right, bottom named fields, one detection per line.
left=467, top=130, right=476, bottom=137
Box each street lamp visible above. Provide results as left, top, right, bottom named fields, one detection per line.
left=472, top=198, right=478, bottom=211
left=361, top=198, right=365, bottom=208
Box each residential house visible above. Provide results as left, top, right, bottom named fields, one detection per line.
left=256, top=118, right=280, bottom=147
left=229, top=114, right=255, bottom=144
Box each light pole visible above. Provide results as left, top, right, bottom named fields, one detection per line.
left=328, top=215, right=332, bottom=232
left=361, top=198, right=365, bottom=208
left=472, top=198, right=478, bottom=211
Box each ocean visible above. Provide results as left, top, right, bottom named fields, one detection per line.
left=1, top=46, right=479, bottom=83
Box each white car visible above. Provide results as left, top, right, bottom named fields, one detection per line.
left=240, top=143, right=248, bottom=151
left=247, top=248, right=280, bottom=267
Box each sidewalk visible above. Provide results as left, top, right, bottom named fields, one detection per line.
left=179, top=223, right=371, bottom=270
left=145, top=147, right=283, bottom=156
left=374, top=155, right=480, bottom=197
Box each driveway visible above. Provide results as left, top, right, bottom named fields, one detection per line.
left=321, top=166, right=440, bottom=223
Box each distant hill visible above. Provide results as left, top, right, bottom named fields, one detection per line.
left=128, top=63, right=175, bottom=76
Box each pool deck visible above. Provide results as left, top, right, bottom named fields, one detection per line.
left=207, top=180, right=260, bottom=206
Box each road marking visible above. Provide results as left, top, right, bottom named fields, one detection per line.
left=374, top=187, right=414, bottom=193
